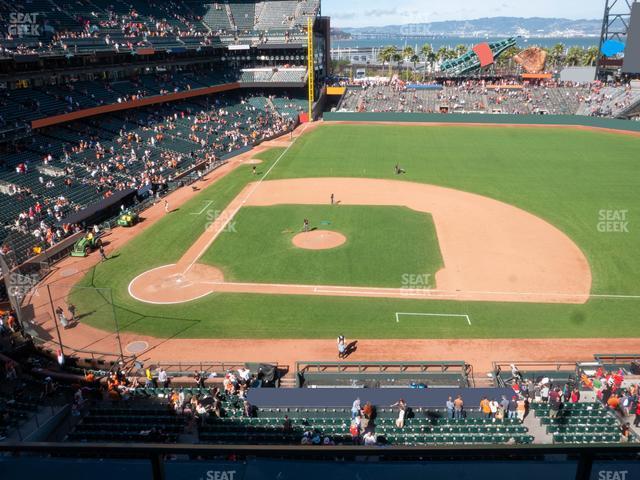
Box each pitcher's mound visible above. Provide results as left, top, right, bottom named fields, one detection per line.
left=292, top=230, right=346, bottom=250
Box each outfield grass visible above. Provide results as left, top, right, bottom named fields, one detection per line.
left=271, top=124, right=640, bottom=296
left=200, top=205, right=443, bottom=287
left=69, top=124, right=640, bottom=340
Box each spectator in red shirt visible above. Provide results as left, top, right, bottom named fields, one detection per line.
left=570, top=388, right=580, bottom=403
left=549, top=388, right=562, bottom=418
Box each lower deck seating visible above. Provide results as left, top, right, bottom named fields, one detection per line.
left=1, top=90, right=303, bottom=264
left=533, top=402, right=624, bottom=444
left=199, top=406, right=532, bottom=446
left=66, top=405, right=186, bottom=443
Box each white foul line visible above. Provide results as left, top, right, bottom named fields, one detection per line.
left=182, top=125, right=307, bottom=275
left=190, top=200, right=213, bottom=216
left=395, top=312, right=472, bottom=325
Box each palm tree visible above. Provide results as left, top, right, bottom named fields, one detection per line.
left=566, top=46, right=584, bottom=67
left=409, top=54, right=420, bottom=81
left=420, top=43, right=434, bottom=79
left=583, top=46, right=599, bottom=66
left=550, top=43, right=565, bottom=68
left=402, top=46, right=415, bottom=80
left=436, top=46, right=449, bottom=63
left=426, top=51, right=437, bottom=76
left=496, top=46, right=521, bottom=69
left=378, top=45, right=398, bottom=75
left=402, top=46, right=415, bottom=60
left=454, top=44, right=468, bottom=57
left=445, top=48, right=458, bottom=60
left=392, top=51, right=403, bottom=72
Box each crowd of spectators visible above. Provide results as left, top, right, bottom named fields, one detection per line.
left=581, top=367, right=639, bottom=431
left=0, top=0, right=320, bottom=57
left=1, top=91, right=301, bottom=263
left=0, top=66, right=305, bottom=137
left=0, top=309, right=20, bottom=337
left=502, top=363, right=639, bottom=441
left=100, top=363, right=259, bottom=423
left=339, top=78, right=639, bottom=117
left=578, top=83, right=640, bottom=117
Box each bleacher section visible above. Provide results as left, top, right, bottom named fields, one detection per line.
left=339, top=83, right=596, bottom=116
left=578, top=85, right=640, bottom=118
left=0, top=392, right=40, bottom=441
left=229, top=1, right=257, bottom=31
left=0, top=67, right=304, bottom=130
left=199, top=407, right=533, bottom=446
left=0, top=0, right=319, bottom=59
left=241, top=68, right=307, bottom=84
left=271, top=96, right=307, bottom=118
left=0, top=347, right=636, bottom=448
left=67, top=404, right=186, bottom=443
left=0, top=90, right=303, bottom=264
left=203, top=4, right=233, bottom=31
left=534, top=402, right=625, bottom=444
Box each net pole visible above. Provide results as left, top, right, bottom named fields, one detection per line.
left=110, top=289, right=124, bottom=362
left=46, top=284, right=65, bottom=356
left=0, top=254, right=25, bottom=332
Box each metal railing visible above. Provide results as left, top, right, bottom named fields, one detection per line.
left=152, top=361, right=281, bottom=377
left=491, top=360, right=583, bottom=387
left=593, top=353, right=640, bottom=364
left=296, top=361, right=470, bottom=388
left=296, top=360, right=468, bottom=374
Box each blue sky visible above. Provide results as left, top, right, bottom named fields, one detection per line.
left=322, top=0, right=604, bottom=28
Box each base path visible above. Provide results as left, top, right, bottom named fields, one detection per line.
left=129, top=178, right=591, bottom=305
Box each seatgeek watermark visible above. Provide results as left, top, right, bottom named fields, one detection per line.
left=8, top=13, right=41, bottom=37
left=400, top=24, right=429, bottom=36
left=595, top=470, right=629, bottom=480
left=7, top=273, right=39, bottom=298
left=205, top=210, right=238, bottom=233
left=401, top=273, right=433, bottom=294
left=199, top=471, right=237, bottom=480
left=597, top=209, right=630, bottom=233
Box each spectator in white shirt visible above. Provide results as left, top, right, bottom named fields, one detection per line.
left=157, top=368, right=169, bottom=387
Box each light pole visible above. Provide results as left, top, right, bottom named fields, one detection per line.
left=46, top=284, right=65, bottom=356
left=109, top=289, right=125, bottom=361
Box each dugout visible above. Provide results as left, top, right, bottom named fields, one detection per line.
left=58, top=188, right=137, bottom=229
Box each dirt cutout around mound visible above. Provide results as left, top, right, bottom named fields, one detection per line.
left=129, top=177, right=591, bottom=305
left=292, top=230, right=347, bottom=250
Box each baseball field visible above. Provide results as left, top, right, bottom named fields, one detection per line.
left=69, top=123, right=640, bottom=340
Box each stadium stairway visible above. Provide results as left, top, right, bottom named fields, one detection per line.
left=523, top=409, right=553, bottom=444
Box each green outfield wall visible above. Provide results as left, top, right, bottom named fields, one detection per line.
left=322, top=112, right=640, bottom=132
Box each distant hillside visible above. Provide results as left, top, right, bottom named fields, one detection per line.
left=338, top=17, right=602, bottom=37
